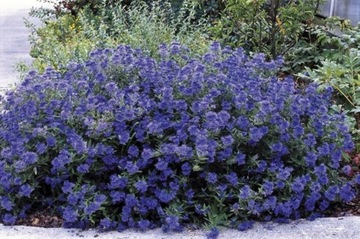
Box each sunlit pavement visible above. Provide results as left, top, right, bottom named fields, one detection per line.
left=0, top=0, right=52, bottom=89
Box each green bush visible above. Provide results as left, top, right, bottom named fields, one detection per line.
left=295, top=19, right=360, bottom=151
left=209, top=0, right=325, bottom=60
left=26, top=0, right=211, bottom=73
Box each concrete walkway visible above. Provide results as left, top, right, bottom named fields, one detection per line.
left=0, top=0, right=51, bottom=89
left=1, top=1, right=360, bottom=239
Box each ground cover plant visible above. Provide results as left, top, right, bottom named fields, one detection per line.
left=1, top=42, right=359, bottom=238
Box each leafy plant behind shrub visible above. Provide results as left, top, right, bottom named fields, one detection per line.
left=295, top=19, right=360, bottom=151
left=209, top=0, right=324, bottom=60
left=0, top=42, right=358, bottom=233
left=26, top=0, right=210, bottom=73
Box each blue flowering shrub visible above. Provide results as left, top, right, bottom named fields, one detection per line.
left=0, top=42, right=357, bottom=232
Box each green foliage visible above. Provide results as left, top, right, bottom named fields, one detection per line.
left=285, top=16, right=354, bottom=73
left=27, top=0, right=211, bottom=73
left=300, top=51, right=360, bottom=150
left=209, top=0, right=324, bottom=59
left=296, top=20, right=360, bottom=151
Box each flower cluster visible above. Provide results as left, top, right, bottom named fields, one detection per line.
left=0, top=42, right=357, bottom=235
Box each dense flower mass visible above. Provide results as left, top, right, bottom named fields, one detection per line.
left=0, top=42, right=358, bottom=233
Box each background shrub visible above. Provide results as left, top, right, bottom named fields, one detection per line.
left=0, top=42, right=358, bottom=232
left=294, top=18, right=360, bottom=152
left=26, top=0, right=210, bottom=73
left=209, top=0, right=325, bottom=60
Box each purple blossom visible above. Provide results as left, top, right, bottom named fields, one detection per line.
left=22, top=152, right=38, bottom=164
left=51, top=149, right=71, bottom=172
left=305, top=152, right=317, bottom=167
left=110, top=191, right=126, bottom=204
left=221, top=135, right=234, bottom=147
left=108, top=175, right=128, bottom=189
left=225, top=172, right=238, bottom=186
left=291, top=177, right=306, bottom=193
left=138, top=219, right=150, bottom=231
left=62, top=206, right=78, bottom=222
left=206, top=172, right=218, bottom=184
left=2, top=213, right=16, bottom=225
left=235, top=153, right=246, bottom=165
left=340, top=183, right=355, bottom=202
left=276, top=167, right=293, bottom=180
left=206, top=227, right=220, bottom=239
left=77, top=164, right=89, bottom=173
left=181, top=162, right=191, bottom=176
left=62, top=181, right=75, bottom=194
left=135, top=180, right=148, bottom=193
left=164, top=215, right=182, bottom=232
left=342, top=165, right=352, bottom=176
left=240, top=185, right=251, bottom=199
left=19, top=184, right=33, bottom=197
left=249, top=126, right=268, bottom=143
left=1, top=197, right=13, bottom=211
left=238, top=220, right=254, bottom=231
left=99, top=218, right=117, bottom=231
left=262, top=181, right=274, bottom=195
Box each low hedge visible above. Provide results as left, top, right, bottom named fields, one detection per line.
left=0, top=42, right=358, bottom=236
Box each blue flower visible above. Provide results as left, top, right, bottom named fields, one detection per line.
left=270, top=142, right=288, bottom=156
left=135, top=180, right=148, bottom=193
left=238, top=220, right=254, bottom=231
left=262, top=180, right=274, bottom=195
left=62, top=181, right=75, bottom=194
left=256, top=160, right=267, bottom=173
left=1, top=197, right=13, bottom=211
left=339, top=183, right=355, bottom=202
left=206, top=227, right=220, bottom=239
left=138, top=219, right=150, bottom=231
left=305, top=152, right=317, bottom=167
left=51, top=149, right=71, bottom=172
left=235, top=153, right=246, bottom=165
left=181, top=162, right=191, bottom=176
left=221, top=135, right=234, bottom=147
left=291, top=177, right=306, bottom=193
left=325, top=185, right=338, bottom=201
left=225, top=172, right=238, bottom=186
left=164, top=215, right=182, bottom=232
left=77, top=164, right=89, bottom=173
left=110, top=191, right=125, bottom=204
left=19, top=184, right=33, bottom=197
left=355, top=174, right=360, bottom=185
left=62, top=206, right=78, bottom=223
left=21, top=152, right=38, bottom=164
left=249, top=126, right=268, bottom=143
left=206, top=172, right=218, bottom=184
left=342, top=165, right=352, bottom=176
left=317, top=143, right=330, bottom=156
left=46, top=136, right=57, bottom=147
left=158, top=189, right=175, bottom=203
left=99, top=218, right=117, bottom=231
left=2, top=213, right=16, bottom=225
left=155, top=159, right=168, bottom=171
left=108, top=175, right=128, bottom=189
left=240, top=185, right=251, bottom=199
left=276, top=167, right=293, bottom=180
